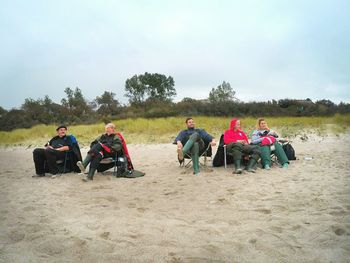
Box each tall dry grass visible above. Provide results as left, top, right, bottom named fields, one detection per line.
left=0, top=114, right=349, bottom=146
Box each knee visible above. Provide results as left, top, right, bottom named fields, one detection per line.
left=189, top=132, right=200, bottom=141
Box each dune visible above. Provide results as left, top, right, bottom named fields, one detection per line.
left=0, top=134, right=349, bottom=262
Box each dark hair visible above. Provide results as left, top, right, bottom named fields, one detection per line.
left=185, top=117, right=193, bottom=124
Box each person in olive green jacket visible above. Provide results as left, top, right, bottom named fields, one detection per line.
left=77, top=123, right=122, bottom=181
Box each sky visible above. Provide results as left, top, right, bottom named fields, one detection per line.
left=0, top=0, right=349, bottom=109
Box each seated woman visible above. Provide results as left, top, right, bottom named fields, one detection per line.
left=224, top=118, right=261, bottom=174
left=77, top=123, right=123, bottom=182
left=251, top=118, right=289, bottom=169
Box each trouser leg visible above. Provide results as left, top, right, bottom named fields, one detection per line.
left=33, top=148, right=48, bottom=175
left=273, top=142, right=289, bottom=165
left=88, top=152, right=104, bottom=179
left=190, top=142, right=200, bottom=174
left=260, top=146, right=271, bottom=166
left=227, top=143, right=244, bottom=173
left=82, top=154, right=92, bottom=168
left=45, top=149, right=66, bottom=174
left=242, top=145, right=261, bottom=172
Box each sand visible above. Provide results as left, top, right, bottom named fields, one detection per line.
left=0, top=135, right=349, bottom=262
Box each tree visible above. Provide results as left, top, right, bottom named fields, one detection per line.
left=208, top=81, right=236, bottom=103
left=95, top=91, right=120, bottom=116
left=125, top=72, right=176, bottom=105
left=61, top=87, right=92, bottom=120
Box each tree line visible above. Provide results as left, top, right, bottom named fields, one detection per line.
left=0, top=72, right=349, bottom=131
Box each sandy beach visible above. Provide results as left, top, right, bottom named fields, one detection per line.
left=0, top=135, right=349, bottom=262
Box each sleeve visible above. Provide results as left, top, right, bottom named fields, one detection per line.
left=268, top=130, right=279, bottom=138
left=90, top=135, right=101, bottom=148
left=223, top=130, right=232, bottom=145
left=110, top=135, right=123, bottom=152
left=199, top=129, right=213, bottom=142
left=251, top=130, right=263, bottom=144
left=173, top=130, right=185, bottom=144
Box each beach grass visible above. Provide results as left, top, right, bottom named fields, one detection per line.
left=0, top=114, right=349, bottom=146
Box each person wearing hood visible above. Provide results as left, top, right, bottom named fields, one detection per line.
left=174, top=117, right=216, bottom=174
left=251, top=118, right=289, bottom=169
left=223, top=118, right=261, bottom=174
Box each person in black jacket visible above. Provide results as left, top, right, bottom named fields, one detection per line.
left=77, top=123, right=123, bottom=182
left=32, top=125, right=81, bottom=177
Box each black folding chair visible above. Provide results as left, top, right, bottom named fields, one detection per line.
left=179, top=143, right=212, bottom=169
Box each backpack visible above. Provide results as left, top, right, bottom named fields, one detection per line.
left=282, top=143, right=296, bottom=160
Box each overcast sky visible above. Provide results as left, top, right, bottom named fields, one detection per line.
left=0, top=0, right=349, bottom=109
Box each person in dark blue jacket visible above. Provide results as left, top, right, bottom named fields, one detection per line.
left=174, top=117, right=216, bottom=174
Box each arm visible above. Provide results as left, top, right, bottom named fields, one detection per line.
left=109, top=136, right=123, bottom=153
left=268, top=129, right=279, bottom=138
left=174, top=130, right=185, bottom=148
left=251, top=130, right=264, bottom=144
left=199, top=129, right=215, bottom=145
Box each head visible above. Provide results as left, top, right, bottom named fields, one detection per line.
left=257, top=118, right=268, bottom=130
left=230, top=118, right=241, bottom=131
left=105, top=123, right=116, bottom=135
left=56, top=125, right=67, bottom=137
left=185, top=117, right=195, bottom=129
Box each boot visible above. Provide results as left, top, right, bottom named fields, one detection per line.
left=192, top=143, right=200, bottom=175
left=246, top=158, right=257, bottom=173
left=177, top=139, right=195, bottom=161
left=234, top=160, right=243, bottom=174
left=82, top=168, right=95, bottom=182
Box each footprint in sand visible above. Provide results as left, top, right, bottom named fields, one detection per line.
left=334, top=228, right=346, bottom=236
left=255, top=209, right=272, bottom=214
left=100, top=232, right=110, bottom=240
left=137, top=207, right=148, bottom=213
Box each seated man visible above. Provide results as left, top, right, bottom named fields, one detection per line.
left=77, top=123, right=123, bottom=182
left=175, top=117, right=216, bottom=174
left=224, top=118, right=261, bottom=174
left=32, top=125, right=81, bottom=177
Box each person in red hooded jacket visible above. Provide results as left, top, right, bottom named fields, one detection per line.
left=223, top=118, right=261, bottom=174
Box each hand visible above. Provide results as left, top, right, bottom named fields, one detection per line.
left=177, top=141, right=183, bottom=149
left=46, top=145, right=53, bottom=149
left=210, top=140, right=216, bottom=147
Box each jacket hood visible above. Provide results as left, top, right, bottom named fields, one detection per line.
left=229, top=118, right=239, bottom=130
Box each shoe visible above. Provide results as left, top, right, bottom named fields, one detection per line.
left=282, top=163, right=289, bottom=168
left=77, top=161, right=86, bottom=173
left=264, top=164, right=271, bottom=170
left=247, top=168, right=256, bottom=173
left=82, top=175, right=92, bottom=182
left=177, top=148, right=184, bottom=161
left=51, top=174, right=61, bottom=179
left=32, top=174, right=45, bottom=178
left=234, top=168, right=243, bottom=174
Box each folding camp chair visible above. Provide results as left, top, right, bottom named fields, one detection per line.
left=98, top=151, right=129, bottom=177
left=179, top=143, right=212, bottom=169
left=270, top=139, right=290, bottom=166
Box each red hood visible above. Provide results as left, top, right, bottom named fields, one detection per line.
left=230, top=118, right=238, bottom=131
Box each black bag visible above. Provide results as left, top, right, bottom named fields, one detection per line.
left=213, top=134, right=233, bottom=167
left=282, top=143, right=296, bottom=160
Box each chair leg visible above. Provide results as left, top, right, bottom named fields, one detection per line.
left=61, top=152, right=68, bottom=176
left=224, top=145, right=227, bottom=169
left=113, top=154, right=118, bottom=177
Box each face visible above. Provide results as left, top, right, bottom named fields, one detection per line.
left=235, top=120, right=241, bottom=130
left=57, top=128, right=67, bottom=137
left=186, top=119, right=195, bottom=129
left=259, top=120, right=267, bottom=129
left=105, top=126, right=115, bottom=135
